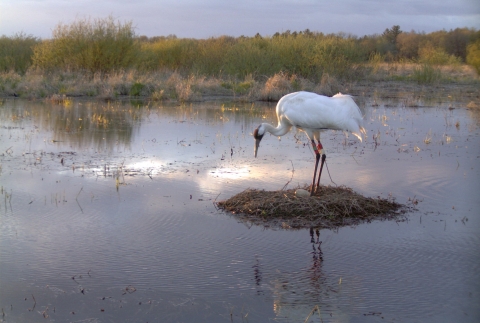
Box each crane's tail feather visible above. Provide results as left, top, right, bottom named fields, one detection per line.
left=352, top=126, right=366, bottom=142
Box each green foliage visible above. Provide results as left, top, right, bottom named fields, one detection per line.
left=412, top=64, right=442, bottom=84
left=221, top=78, right=254, bottom=94
left=311, top=37, right=367, bottom=80
left=0, top=72, right=22, bottom=89
left=397, top=32, right=422, bottom=60
left=418, top=43, right=462, bottom=65
left=0, top=32, right=39, bottom=74
left=2, top=18, right=478, bottom=85
left=130, top=82, right=145, bottom=96
left=138, top=38, right=197, bottom=71
left=137, top=33, right=367, bottom=81
left=466, top=39, right=480, bottom=74
left=383, top=25, right=402, bottom=45
left=32, top=16, right=138, bottom=74
left=222, top=36, right=277, bottom=77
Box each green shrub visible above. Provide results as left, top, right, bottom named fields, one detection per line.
left=32, top=16, right=138, bottom=74
left=412, top=64, right=442, bottom=84
left=418, top=43, right=462, bottom=65
left=137, top=37, right=197, bottom=72
left=0, top=32, right=39, bottom=74
left=466, top=39, right=480, bottom=74
left=311, top=37, right=367, bottom=80
left=130, top=82, right=145, bottom=96
left=222, top=37, right=276, bottom=77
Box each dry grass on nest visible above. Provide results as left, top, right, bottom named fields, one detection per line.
left=217, top=185, right=410, bottom=230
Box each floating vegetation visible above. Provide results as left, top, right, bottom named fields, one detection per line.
left=217, top=185, right=410, bottom=230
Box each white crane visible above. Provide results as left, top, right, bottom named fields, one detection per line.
left=253, top=91, right=366, bottom=196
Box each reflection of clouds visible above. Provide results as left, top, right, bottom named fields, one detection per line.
left=4, top=97, right=477, bottom=205
left=208, top=165, right=251, bottom=180
left=124, top=159, right=166, bottom=175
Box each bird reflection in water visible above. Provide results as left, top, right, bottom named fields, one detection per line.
left=310, top=227, right=323, bottom=261
left=309, top=227, right=325, bottom=293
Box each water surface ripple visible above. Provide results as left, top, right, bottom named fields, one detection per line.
left=0, top=98, right=479, bottom=322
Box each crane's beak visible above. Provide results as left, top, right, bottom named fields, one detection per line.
left=254, top=139, right=260, bottom=157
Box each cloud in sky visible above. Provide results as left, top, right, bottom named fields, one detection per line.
left=1, top=0, right=479, bottom=39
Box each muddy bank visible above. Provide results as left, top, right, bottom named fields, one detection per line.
left=349, top=80, right=480, bottom=101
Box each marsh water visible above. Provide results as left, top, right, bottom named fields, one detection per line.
left=0, top=94, right=479, bottom=323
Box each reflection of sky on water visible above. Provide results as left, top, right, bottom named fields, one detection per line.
left=2, top=97, right=479, bottom=214
left=1, top=97, right=479, bottom=322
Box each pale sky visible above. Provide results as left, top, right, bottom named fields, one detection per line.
left=1, top=0, right=479, bottom=39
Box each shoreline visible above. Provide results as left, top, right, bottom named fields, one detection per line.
left=0, top=66, right=479, bottom=103
left=2, top=81, right=478, bottom=104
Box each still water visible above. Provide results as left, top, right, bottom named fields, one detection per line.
left=0, top=95, right=479, bottom=323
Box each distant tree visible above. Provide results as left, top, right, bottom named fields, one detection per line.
left=383, top=25, right=402, bottom=45
left=444, top=28, right=471, bottom=61
left=396, top=31, right=422, bottom=60
left=137, top=35, right=149, bottom=42
left=303, top=29, right=313, bottom=37
left=382, top=25, right=402, bottom=58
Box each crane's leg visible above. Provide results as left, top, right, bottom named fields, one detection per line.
left=310, top=139, right=321, bottom=196
left=316, top=152, right=326, bottom=190
left=314, top=140, right=327, bottom=191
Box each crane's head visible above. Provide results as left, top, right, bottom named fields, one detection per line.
left=253, top=125, right=264, bottom=158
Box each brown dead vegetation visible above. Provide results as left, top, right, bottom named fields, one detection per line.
left=217, top=185, right=410, bottom=230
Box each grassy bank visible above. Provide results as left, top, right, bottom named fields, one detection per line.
left=1, top=17, right=479, bottom=101
left=0, top=64, right=478, bottom=102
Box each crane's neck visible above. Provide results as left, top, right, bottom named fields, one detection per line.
left=261, top=122, right=291, bottom=137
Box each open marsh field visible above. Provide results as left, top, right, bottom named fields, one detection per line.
left=0, top=91, right=479, bottom=322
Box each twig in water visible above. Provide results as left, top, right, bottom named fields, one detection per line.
left=281, top=160, right=296, bottom=190
left=304, top=305, right=320, bottom=323
left=350, top=147, right=360, bottom=165
left=213, top=193, right=221, bottom=210
left=76, top=199, right=84, bottom=213
left=324, top=160, right=337, bottom=186
left=76, top=187, right=83, bottom=200
left=29, top=294, right=36, bottom=311
left=42, top=307, right=49, bottom=318
left=122, top=285, right=136, bottom=295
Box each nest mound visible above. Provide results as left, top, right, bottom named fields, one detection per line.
left=217, top=185, right=409, bottom=230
